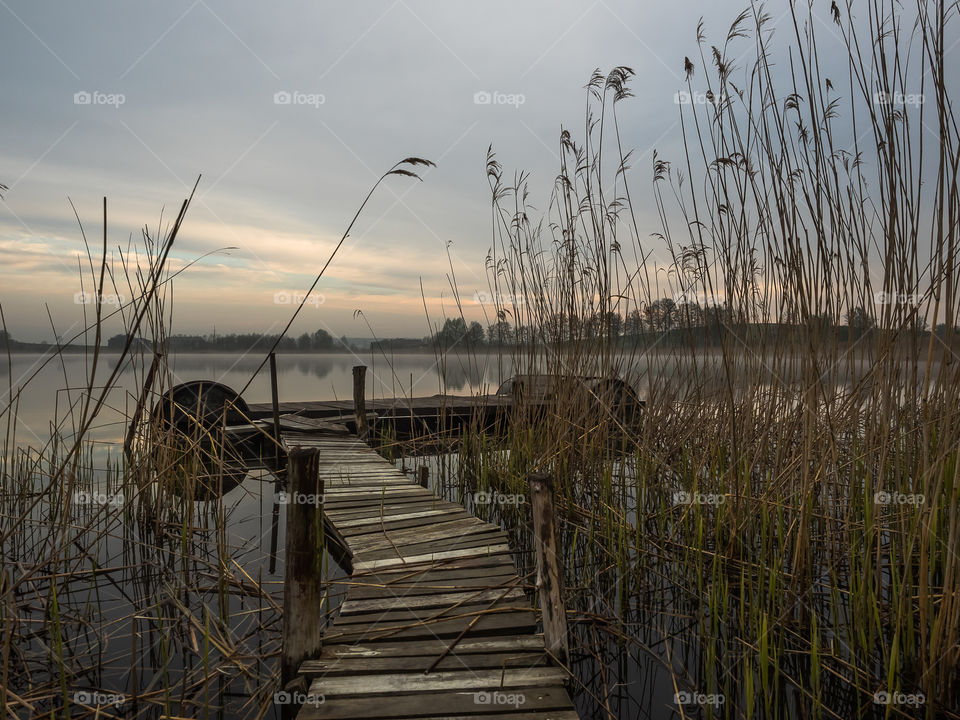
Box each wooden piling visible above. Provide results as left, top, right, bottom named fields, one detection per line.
left=268, top=352, right=284, bottom=576
left=418, top=465, right=429, bottom=488
left=528, top=472, right=569, bottom=666
left=281, top=447, right=325, bottom=691
left=269, top=352, right=283, bottom=467
left=353, top=365, right=368, bottom=439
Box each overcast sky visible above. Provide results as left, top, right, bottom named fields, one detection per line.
left=0, top=0, right=923, bottom=342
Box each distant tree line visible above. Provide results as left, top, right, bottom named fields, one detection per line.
left=428, top=298, right=943, bottom=348
left=0, top=302, right=951, bottom=355
left=105, top=329, right=346, bottom=353
left=0, top=330, right=89, bottom=353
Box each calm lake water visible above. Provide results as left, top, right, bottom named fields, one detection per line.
left=0, top=351, right=518, bottom=718
left=1, top=349, right=928, bottom=718
left=0, top=351, right=517, bottom=457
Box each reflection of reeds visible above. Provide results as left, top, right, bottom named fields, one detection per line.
left=427, top=3, right=960, bottom=717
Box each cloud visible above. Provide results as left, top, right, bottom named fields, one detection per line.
left=2, top=0, right=862, bottom=340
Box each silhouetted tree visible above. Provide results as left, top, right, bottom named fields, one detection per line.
left=846, top=306, right=875, bottom=335
left=312, top=329, right=335, bottom=350
left=434, top=318, right=468, bottom=347
left=466, top=321, right=485, bottom=346
left=487, top=320, right=513, bottom=345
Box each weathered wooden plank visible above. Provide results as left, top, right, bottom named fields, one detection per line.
left=313, top=459, right=395, bottom=465
left=295, top=686, right=576, bottom=720
left=329, top=509, right=464, bottom=528
left=320, top=475, right=411, bottom=484
left=316, top=466, right=396, bottom=473
left=419, top=714, right=580, bottom=720
left=316, top=464, right=402, bottom=470
left=425, top=714, right=581, bottom=720
left=354, top=556, right=520, bottom=583
left=340, top=587, right=525, bottom=615
left=330, top=600, right=531, bottom=631
left=300, top=649, right=546, bottom=675
left=325, top=491, right=417, bottom=500
left=345, top=517, right=489, bottom=551
left=352, top=544, right=512, bottom=573
left=347, top=529, right=503, bottom=557
left=324, top=488, right=424, bottom=499
left=337, top=515, right=476, bottom=538
left=324, top=500, right=441, bottom=516
left=311, top=636, right=545, bottom=660
left=276, top=415, right=350, bottom=433
left=336, top=572, right=522, bottom=600
left=324, top=493, right=440, bottom=509
left=324, top=483, right=421, bottom=493
left=333, top=508, right=463, bottom=529
left=340, top=520, right=479, bottom=540
left=319, top=610, right=535, bottom=643
left=325, top=501, right=460, bottom=521
left=351, top=531, right=510, bottom=564
left=310, top=667, right=567, bottom=696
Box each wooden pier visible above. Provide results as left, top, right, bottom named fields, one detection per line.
left=249, top=394, right=513, bottom=440
left=280, top=429, right=579, bottom=720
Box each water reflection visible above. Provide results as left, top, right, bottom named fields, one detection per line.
left=0, top=352, right=516, bottom=461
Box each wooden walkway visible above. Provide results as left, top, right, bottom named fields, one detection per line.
left=250, top=395, right=514, bottom=440
left=282, top=431, right=579, bottom=720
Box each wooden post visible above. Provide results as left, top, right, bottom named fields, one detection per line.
left=353, top=365, right=368, bottom=439
left=281, top=448, right=324, bottom=691
left=418, top=465, right=429, bottom=489
left=511, top=376, right=526, bottom=425
left=268, top=352, right=284, bottom=576
left=269, top=352, right=283, bottom=466
left=528, top=472, right=569, bottom=666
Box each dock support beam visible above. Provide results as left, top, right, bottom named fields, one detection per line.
left=281, top=448, right=325, bottom=694
left=529, top=472, right=569, bottom=667
left=353, top=365, right=368, bottom=440
left=269, top=352, right=283, bottom=467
